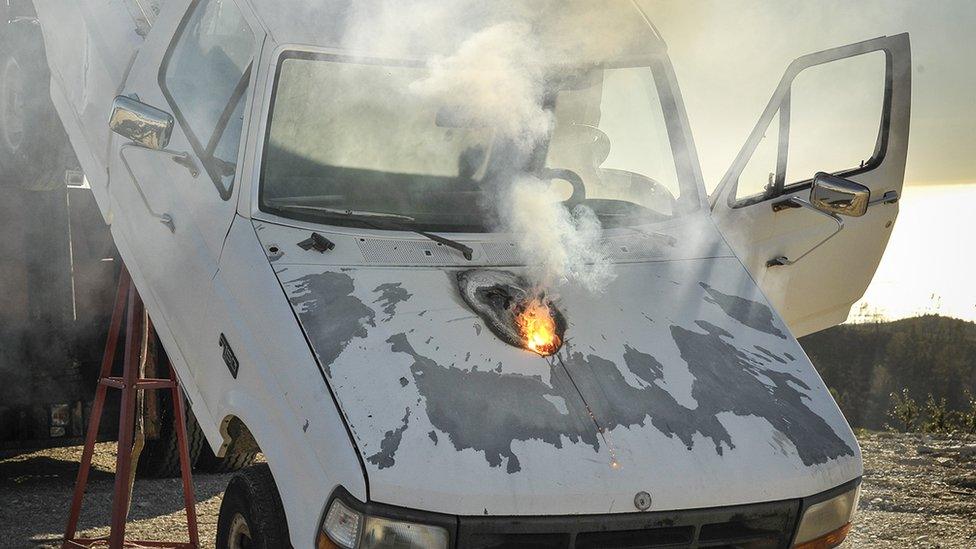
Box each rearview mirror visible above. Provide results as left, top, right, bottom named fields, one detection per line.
left=810, top=172, right=870, bottom=217
left=109, top=95, right=173, bottom=150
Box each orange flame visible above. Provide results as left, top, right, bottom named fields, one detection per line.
left=517, top=298, right=561, bottom=356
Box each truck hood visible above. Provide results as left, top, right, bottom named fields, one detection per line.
left=255, top=218, right=860, bottom=516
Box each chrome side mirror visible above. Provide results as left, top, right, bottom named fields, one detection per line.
left=810, top=172, right=870, bottom=217
left=109, top=95, right=173, bottom=150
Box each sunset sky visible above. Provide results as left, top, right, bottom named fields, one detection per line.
left=641, top=0, right=976, bottom=322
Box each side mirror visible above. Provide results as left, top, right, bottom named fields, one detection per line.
left=109, top=95, right=174, bottom=150
left=810, top=172, right=870, bottom=217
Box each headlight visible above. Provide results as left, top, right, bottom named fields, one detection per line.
left=792, top=483, right=860, bottom=549
left=318, top=491, right=450, bottom=549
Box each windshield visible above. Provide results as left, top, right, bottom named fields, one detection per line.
left=260, top=52, right=697, bottom=232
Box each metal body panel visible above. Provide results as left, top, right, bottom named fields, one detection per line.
left=33, top=0, right=146, bottom=216
left=207, top=216, right=369, bottom=544
left=256, top=216, right=860, bottom=517
left=712, top=34, right=911, bottom=336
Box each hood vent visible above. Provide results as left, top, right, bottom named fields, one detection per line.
left=356, top=234, right=676, bottom=265
left=356, top=237, right=467, bottom=265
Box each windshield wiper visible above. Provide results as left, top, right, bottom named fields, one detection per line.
left=270, top=204, right=416, bottom=221
left=274, top=204, right=474, bottom=261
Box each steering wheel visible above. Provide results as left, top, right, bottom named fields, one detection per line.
left=538, top=167, right=586, bottom=206
left=598, top=168, right=677, bottom=214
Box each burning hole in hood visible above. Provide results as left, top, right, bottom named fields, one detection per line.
left=457, top=269, right=565, bottom=356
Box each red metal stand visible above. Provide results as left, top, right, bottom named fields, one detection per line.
left=63, top=266, right=199, bottom=549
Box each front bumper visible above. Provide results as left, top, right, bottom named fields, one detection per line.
left=326, top=478, right=861, bottom=549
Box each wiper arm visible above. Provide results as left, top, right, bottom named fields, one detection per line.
left=274, top=204, right=474, bottom=261
left=270, top=204, right=416, bottom=221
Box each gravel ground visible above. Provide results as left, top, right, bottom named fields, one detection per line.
left=0, top=442, right=233, bottom=548
left=846, top=431, right=976, bottom=548
left=1, top=431, right=975, bottom=548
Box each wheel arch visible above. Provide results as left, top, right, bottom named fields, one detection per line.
left=212, top=413, right=261, bottom=458
left=211, top=390, right=338, bottom=540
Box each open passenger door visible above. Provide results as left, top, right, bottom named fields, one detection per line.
left=712, top=34, right=911, bottom=337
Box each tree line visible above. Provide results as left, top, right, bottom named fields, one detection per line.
left=800, top=315, right=976, bottom=431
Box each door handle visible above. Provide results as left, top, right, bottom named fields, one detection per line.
left=172, top=152, right=199, bottom=178
left=766, top=197, right=844, bottom=268
left=869, top=190, right=899, bottom=206
left=119, top=143, right=177, bottom=232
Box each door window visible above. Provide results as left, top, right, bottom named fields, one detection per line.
left=735, top=50, right=888, bottom=204
left=161, top=0, right=254, bottom=199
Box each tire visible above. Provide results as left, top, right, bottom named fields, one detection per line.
left=0, top=15, right=73, bottom=191
left=135, top=390, right=205, bottom=478
left=216, top=464, right=291, bottom=549
left=195, top=439, right=258, bottom=474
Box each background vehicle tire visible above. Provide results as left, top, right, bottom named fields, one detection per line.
left=216, top=464, right=291, bottom=549
left=195, top=437, right=258, bottom=474
left=0, top=14, right=73, bottom=191
left=135, top=389, right=205, bottom=478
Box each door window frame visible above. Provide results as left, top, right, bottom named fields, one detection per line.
left=730, top=47, right=895, bottom=209
left=157, top=0, right=257, bottom=201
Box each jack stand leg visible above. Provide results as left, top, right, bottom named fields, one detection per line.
left=170, top=362, right=200, bottom=547
left=63, top=265, right=198, bottom=549
left=108, top=279, right=144, bottom=549
left=63, top=267, right=130, bottom=546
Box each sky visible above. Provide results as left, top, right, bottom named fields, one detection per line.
left=639, top=0, right=976, bottom=322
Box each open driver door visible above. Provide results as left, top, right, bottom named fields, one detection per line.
left=712, top=34, right=911, bottom=337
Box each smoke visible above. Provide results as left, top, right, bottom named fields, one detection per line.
left=500, top=176, right=615, bottom=292
left=330, top=1, right=656, bottom=292
left=401, top=19, right=612, bottom=291
left=260, top=1, right=662, bottom=292
left=408, top=22, right=551, bottom=149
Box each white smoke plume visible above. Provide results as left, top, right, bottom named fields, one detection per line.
left=326, top=1, right=656, bottom=292
left=408, top=22, right=551, bottom=149
left=500, top=176, right=616, bottom=292
left=405, top=18, right=619, bottom=291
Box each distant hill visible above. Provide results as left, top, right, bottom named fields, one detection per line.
left=799, top=315, right=976, bottom=429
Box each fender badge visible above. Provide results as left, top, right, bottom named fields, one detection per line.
left=219, top=333, right=239, bottom=379
left=634, top=491, right=652, bottom=511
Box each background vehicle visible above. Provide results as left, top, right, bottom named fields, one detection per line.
left=6, top=0, right=908, bottom=547
left=0, top=0, right=253, bottom=477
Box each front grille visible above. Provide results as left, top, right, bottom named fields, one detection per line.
left=456, top=499, right=800, bottom=549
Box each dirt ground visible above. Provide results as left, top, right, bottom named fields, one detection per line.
left=1, top=431, right=975, bottom=548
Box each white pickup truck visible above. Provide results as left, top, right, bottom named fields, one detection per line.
left=5, top=0, right=909, bottom=547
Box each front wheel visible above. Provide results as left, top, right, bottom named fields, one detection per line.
left=195, top=438, right=258, bottom=474
left=216, top=464, right=291, bottom=549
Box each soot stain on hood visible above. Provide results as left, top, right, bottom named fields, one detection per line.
left=699, top=282, right=786, bottom=339
left=670, top=320, right=854, bottom=465
left=387, top=333, right=600, bottom=473
left=287, top=272, right=376, bottom=376
left=374, top=282, right=412, bottom=322
left=366, top=407, right=411, bottom=469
